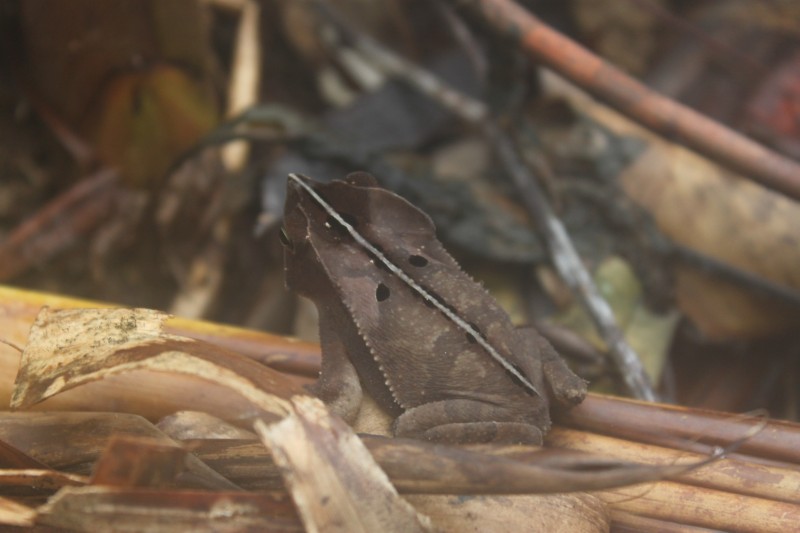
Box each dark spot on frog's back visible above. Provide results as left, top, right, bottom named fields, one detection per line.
left=376, top=283, right=390, bottom=302
left=409, top=254, right=428, bottom=267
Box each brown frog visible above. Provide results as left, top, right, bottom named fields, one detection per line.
left=281, top=172, right=586, bottom=444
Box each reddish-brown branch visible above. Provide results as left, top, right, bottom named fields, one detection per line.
left=560, top=394, right=800, bottom=466
left=452, top=0, right=800, bottom=201
left=0, top=169, right=118, bottom=281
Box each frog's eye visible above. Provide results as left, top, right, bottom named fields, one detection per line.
left=279, top=226, right=294, bottom=250
left=375, top=282, right=390, bottom=302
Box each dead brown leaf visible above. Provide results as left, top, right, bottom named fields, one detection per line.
left=0, top=495, right=36, bottom=527
left=91, top=435, right=189, bottom=489
left=20, top=0, right=218, bottom=188
left=542, top=71, right=800, bottom=339
left=0, top=412, right=239, bottom=492
left=0, top=469, right=87, bottom=494
left=0, top=293, right=796, bottom=531
left=405, top=492, right=608, bottom=533
left=37, top=487, right=302, bottom=532
left=11, top=307, right=297, bottom=420
left=255, top=395, right=434, bottom=533
left=157, top=411, right=259, bottom=440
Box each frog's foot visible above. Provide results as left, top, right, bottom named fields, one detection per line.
left=419, top=421, right=543, bottom=444
left=516, top=327, right=587, bottom=410
left=393, top=399, right=544, bottom=445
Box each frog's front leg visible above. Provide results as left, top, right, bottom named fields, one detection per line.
left=517, top=327, right=587, bottom=410
left=392, top=399, right=545, bottom=444
left=308, top=315, right=362, bottom=423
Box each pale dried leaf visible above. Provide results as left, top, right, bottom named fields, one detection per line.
left=554, top=257, right=678, bottom=383
left=37, top=486, right=302, bottom=532
left=255, top=395, right=434, bottom=533
left=0, top=496, right=36, bottom=527
left=0, top=412, right=239, bottom=491
left=12, top=307, right=293, bottom=417
left=91, top=435, right=189, bottom=488
left=0, top=469, right=87, bottom=491
left=541, top=70, right=800, bottom=339
left=406, top=493, right=609, bottom=533
left=157, top=411, right=258, bottom=440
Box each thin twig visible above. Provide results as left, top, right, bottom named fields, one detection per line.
left=315, top=2, right=658, bottom=400
left=434, top=0, right=489, bottom=86
left=483, top=124, right=656, bottom=400
left=0, top=168, right=119, bottom=282
left=449, top=0, right=800, bottom=202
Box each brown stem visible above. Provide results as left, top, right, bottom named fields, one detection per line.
left=0, top=168, right=118, bottom=282
left=450, top=0, right=800, bottom=201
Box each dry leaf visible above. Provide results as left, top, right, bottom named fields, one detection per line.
left=188, top=425, right=720, bottom=498
left=0, top=496, right=36, bottom=527
left=2, top=290, right=797, bottom=531
left=554, top=256, right=679, bottom=384
left=37, top=486, right=302, bottom=532
left=0, top=286, right=315, bottom=420
left=12, top=307, right=296, bottom=420
left=542, top=71, right=800, bottom=339
left=405, top=493, right=608, bottom=533
left=91, top=436, right=189, bottom=488
left=620, top=141, right=800, bottom=339
left=255, top=395, right=434, bottom=533
left=0, top=469, right=87, bottom=494
left=365, top=435, right=712, bottom=496
left=0, top=412, right=238, bottom=491
left=21, top=0, right=218, bottom=187
left=157, top=411, right=258, bottom=440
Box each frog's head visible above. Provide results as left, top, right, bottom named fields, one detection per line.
left=281, top=172, right=437, bottom=298
left=281, top=173, right=375, bottom=298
